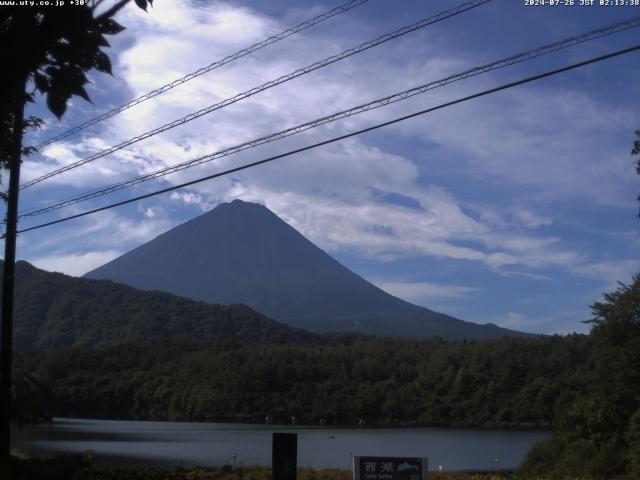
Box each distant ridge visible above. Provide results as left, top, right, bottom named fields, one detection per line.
left=3, top=260, right=318, bottom=349
left=86, top=200, right=531, bottom=340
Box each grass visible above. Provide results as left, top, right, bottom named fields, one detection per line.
left=5, top=457, right=612, bottom=480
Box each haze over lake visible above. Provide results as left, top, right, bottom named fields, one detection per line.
left=14, top=418, right=550, bottom=471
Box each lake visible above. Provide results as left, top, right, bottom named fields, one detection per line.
left=14, top=418, right=550, bottom=471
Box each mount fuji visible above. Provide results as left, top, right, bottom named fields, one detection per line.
left=85, top=200, right=528, bottom=340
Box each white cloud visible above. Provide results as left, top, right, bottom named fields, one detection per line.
left=20, top=208, right=175, bottom=269
left=30, top=250, right=122, bottom=277
left=376, top=281, right=480, bottom=301
left=405, top=85, right=637, bottom=207
left=15, top=0, right=637, bottom=315
left=512, top=209, right=553, bottom=229
left=27, top=1, right=599, bottom=274
left=492, top=310, right=590, bottom=335
left=21, top=0, right=637, bottom=212
left=213, top=183, right=581, bottom=271
left=139, top=206, right=162, bottom=219
left=573, top=259, right=640, bottom=288
left=170, top=191, right=204, bottom=205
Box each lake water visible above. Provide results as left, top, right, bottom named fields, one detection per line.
left=14, top=418, right=550, bottom=471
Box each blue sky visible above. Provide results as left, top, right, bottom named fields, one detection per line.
left=12, top=0, right=640, bottom=334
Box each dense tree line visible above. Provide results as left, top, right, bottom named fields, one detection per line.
left=5, top=260, right=318, bottom=349
left=16, top=334, right=591, bottom=428
left=7, top=264, right=640, bottom=479
left=11, top=370, right=52, bottom=426
left=522, top=274, right=640, bottom=479
left=11, top=275, right=640, bottom=478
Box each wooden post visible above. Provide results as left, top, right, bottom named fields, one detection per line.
left=272, top=432, right=297, bottom=480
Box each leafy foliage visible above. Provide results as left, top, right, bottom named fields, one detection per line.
left=11, top=455, right=89, bottom=480
left=633, top=128, right=640, bottom=216
left=4, top=260, right=638, bottom=478
left=11, top=369, right=53, bottom=426
left=10, top=461, right=592, bottom=480
left=12, top=268, right=638, bottom=478
left=16, top=334, right=590, bottom=428
left=0, top=0, right=152, bottom=117
left=626, top=408, right=640, bottom=475
left=0, top=0, right=152, bottom=179
left=7, top=459, right=586, bottom=480
left=3, top=261, right=318, bottom=349
left=522, top=275, right=640, bottom=479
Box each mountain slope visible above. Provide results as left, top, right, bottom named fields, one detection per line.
left=2, top=260, right=318, bottom=349
left=86, top=200, right=528, bottom=340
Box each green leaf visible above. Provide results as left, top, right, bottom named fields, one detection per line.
left=95, top=33, right=110, bottom=48
left=135, top=0, right=148, bottom=11
left=99, top=18, right=125, bottom=35
left=34, top=73, right=50, bottom=93
left=58, top=66, right=92, bottom=103
left=93, top=51, right=112, bottom=75
left=45, top=66, right=58, bottom=77
left=46, top=91, right=67, bottom=119
left=75, top=85, right=92, bottom=103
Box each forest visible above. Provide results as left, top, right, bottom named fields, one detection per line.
left=5, top=260, right=319, bottom=349
left=10, top=276, right=640, bottom=479
left=15, top=334, right=590, bottom=428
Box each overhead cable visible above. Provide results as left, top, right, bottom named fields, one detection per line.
left=33, top=0, right=371, bottom=149
left=19, top=15, right=640, bottom=218
left=12, top=43, right=640, bottom=237
left=21, top=0, right=492, bottom=189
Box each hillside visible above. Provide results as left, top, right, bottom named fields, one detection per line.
left=86, top=200, right=529, bottom=340
left=2, top=260, right=318, bottom=349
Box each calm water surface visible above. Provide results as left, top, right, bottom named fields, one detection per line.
left=14, top=418, right=549, bottom=471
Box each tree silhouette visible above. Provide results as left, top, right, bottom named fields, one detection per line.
left=1, top=0, right=153, bottom=158
left=0, top=0, right=153, bottom=473
left=633, top=129, right=640, bottom=216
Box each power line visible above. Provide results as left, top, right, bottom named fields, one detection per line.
left=12, top=43, right=640, bottom=238
left=32, top=0, right=371, bottom=150
left=19, top=14, right=640, bottom=218
left=21, top=0, right=492, bottom=190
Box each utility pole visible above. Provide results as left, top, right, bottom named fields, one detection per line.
left=0, top=79, right=26, bottom=478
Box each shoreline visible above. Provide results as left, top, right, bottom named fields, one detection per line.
left=40, top=416, right=553, bottom=433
